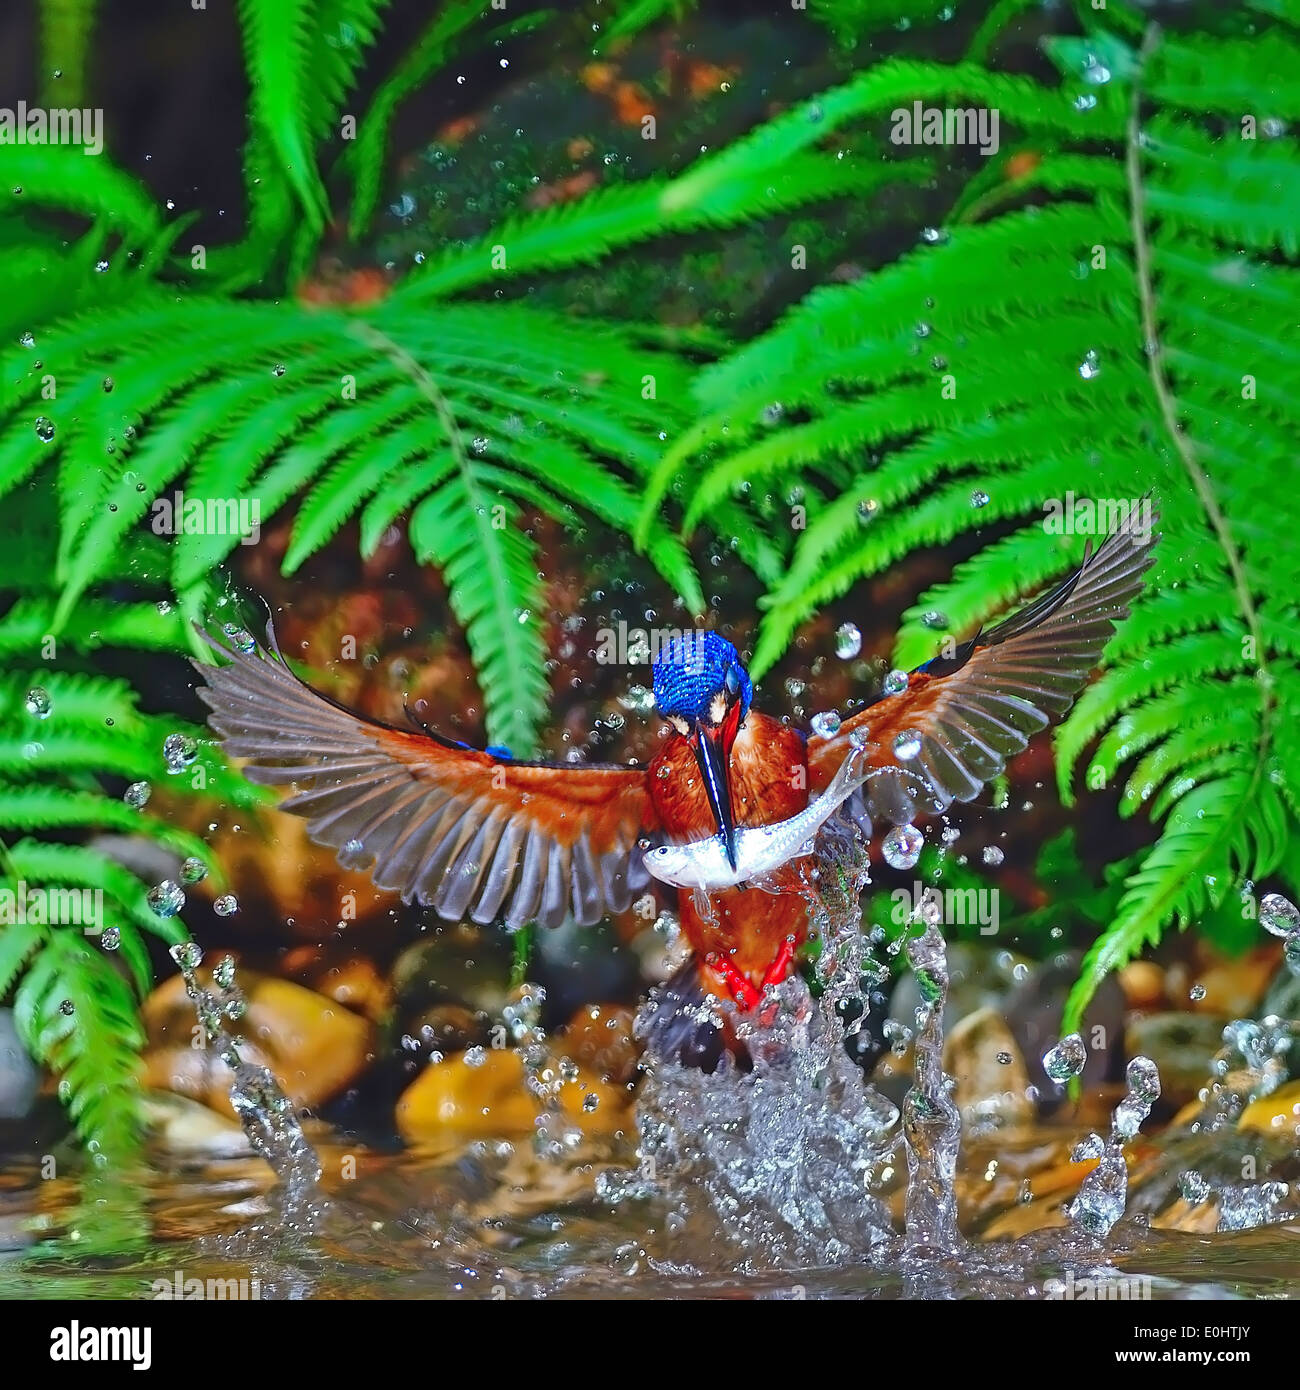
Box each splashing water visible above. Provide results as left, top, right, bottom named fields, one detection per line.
left=168, top=942, right=321, bottom=1200
left=901, top=913, right=963, bottom=1253
left=1067, top=1055, right=1161, bottom=1239
left=619, top=832, right=899, bottom=1265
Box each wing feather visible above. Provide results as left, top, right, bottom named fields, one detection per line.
left=809, top=504, right=1159, bottom=823
left=194, top=625, right=657, bottom=927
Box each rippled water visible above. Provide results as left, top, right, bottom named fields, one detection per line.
left=7, top=1125, right=1300, bottom=1300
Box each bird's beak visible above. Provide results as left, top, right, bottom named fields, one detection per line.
left=691, top=717, right=737, bottom=871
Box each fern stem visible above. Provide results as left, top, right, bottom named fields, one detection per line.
left=1125, top=22, right=1276, bottom=766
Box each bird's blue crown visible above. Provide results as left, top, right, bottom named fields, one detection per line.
left=651, top=631, right=752, bottom=722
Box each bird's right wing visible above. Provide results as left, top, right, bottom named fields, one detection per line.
left=194, top=625, right=657, bottom=928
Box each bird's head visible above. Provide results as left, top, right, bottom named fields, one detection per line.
left=651, top=632, right=752, bottom=870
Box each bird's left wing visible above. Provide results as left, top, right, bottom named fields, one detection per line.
left=193, top=625, right=657, bottom=928
left=807, top=504, right=1159, bottom=826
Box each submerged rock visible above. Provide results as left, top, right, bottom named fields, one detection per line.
left=395, top=1048, right=629, bottom=1149
left=142, top=965, right=373, bottom=1117
left=1238, top=1078, right=1300, bottom=1138
left=943, top=1007, right=1033, bottom=1129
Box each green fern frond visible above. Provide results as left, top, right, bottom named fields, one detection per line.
left=236, top=0, right=331, bottom=229
left=10, top=926, right=144, bottom=1161
left=0, top=146, right=161, bottom=241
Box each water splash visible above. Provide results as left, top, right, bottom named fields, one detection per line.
left=901, top=913, right=963, bottom=1253
left=620, top=832, right=899, bottom=1265
left=169, top=942, right=321, bottom=1200
left=631, top=978, right=898, bottom=1266
left=1067, top=1055, right=1161, bottom=1239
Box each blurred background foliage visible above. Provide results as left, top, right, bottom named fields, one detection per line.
left=0, top=0, right=1297, bottom=1164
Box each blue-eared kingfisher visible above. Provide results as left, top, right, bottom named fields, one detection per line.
left=195, top=510, right=1156, bottom=1056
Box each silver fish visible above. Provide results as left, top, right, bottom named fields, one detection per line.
left=643, top=745, right=868, bottom=891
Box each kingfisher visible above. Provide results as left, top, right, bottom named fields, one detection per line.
left=195, top=509, right=1155, bottom=1064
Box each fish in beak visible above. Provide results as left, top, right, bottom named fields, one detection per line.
left=691, top=714, right=738, bottom=871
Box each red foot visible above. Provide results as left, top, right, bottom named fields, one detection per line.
left=706, top=939, right=798, bottom=1013
left=761, top=937, right=797, bottom=991
left=706, top=954, right=761, bottom=1010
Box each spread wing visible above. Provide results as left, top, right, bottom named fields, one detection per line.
left=193, top=625, right=657, bottom=928
left=808, top=504, right=1159, bottom=825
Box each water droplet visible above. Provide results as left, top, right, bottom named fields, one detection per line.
left=1043, top=1032, right=1087, bottom=1082
left=213, top=955, right=237, bottom=991
left=834, top=622, right=861, bottom=659
left=222, top=624, right=256, bottom=653
left=100, top=927, right=121, bottom=951
left=921, top=610, right=948, bottom=630
left=1078, top=349, right=1101, bottom=379
left=102, top=376, right=114, bottom=393
left=1126, top=1054, right=1161, bottom=1107
left=982, top=845, right=1004, bottom=867
left=1072, top=1131, right=1105, bottom=1161
left=1073, top=92, right=1098, bottom=112
left=1260, top=892, right=1300, bottom=938
left=180, top=856, right=208, bottom=884
left=124, top=781, right=151, bottom=808
left=34, top=416, right=56, bottom=443
left=24, top=686, right=51, bottom=718
left=893, top=728, right=923, bottom=760
left=811, top=710, right=841, bottom=738
left=882, top=668, right=909, bottom=696
left=463, top=1045, right=487, bottom=1068
left=1189, top=983, right=1206, bottom=1002
left=1284, top=932, right=1300, bottom=976
left=1081, top=54, right=1111, bottom=84
left=213, top=894, right=239, bottom=917
left=163, top=732, right=198, bottom=772
left=94, top=259, right=109, bottom=273
left=920, top=226, right=948, bottom=245
left=856, top=498, right=879, bottom=525
left=18, top=332, right=34, bottom=348
left=170, top=940, right=202, bottom=971
left=1180, top=1170, right=1212, bottom=1205
left=970, top=489, right=989, bottom=508
left=882, top=824, right=923, bottom=869
left=149, top=881, right=186, bottom=918
left=996, top=1051, right=1012, bottom=1065
left=271, top=363, right=286, bottom=377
